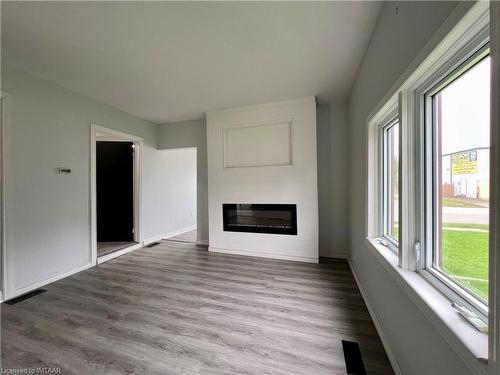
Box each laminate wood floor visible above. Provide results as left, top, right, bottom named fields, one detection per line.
left=1, top=241, right=394, bottom=375
left=167, top=229, right=197, bottom=243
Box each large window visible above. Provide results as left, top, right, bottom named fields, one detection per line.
left=368, top=25, right=490, bottom=325
left=366, top=3, right=494, bottom=368
left=383, top=119, right=399, bottom=248
left=425, top=50, right=490, bottom=311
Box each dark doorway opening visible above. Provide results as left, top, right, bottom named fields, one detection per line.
left=96, top=141, right=136, bottom=257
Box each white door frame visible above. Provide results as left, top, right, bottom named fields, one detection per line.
left=0, top=92, right=10, bottom=300
left=90, top=123, right=143, bottom=265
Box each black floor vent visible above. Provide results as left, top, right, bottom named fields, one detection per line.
left=342, top=340, right=367, bottom=375
left=146, top=242, right=161, bottom=248
left=5, top=289, right=46, bottom=305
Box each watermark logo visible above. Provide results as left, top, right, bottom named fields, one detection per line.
left=1, top=368, right=62, bottom=374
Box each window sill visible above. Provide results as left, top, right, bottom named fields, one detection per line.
left=365, top=238, right=488, bottom=375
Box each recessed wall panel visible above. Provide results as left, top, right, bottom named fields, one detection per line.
left=224, top=121, right=292, bottom=168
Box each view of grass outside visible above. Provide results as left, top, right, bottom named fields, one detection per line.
left=441, top=219, right=489, bottom=300
left=442, top=197, right=489, bottom=208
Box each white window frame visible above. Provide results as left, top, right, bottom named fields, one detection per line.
left=419, top=45, right=490, bottom=321
left=381, top=117, right=400, bottom=252
left=367, top=105, right=397, bottom=244
left=368, top=0, right=490, bottom=318
left=366, top=2, right=495, bottom=374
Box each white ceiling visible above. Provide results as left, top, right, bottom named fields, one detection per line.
left=2, top=1, right=381, bottom=124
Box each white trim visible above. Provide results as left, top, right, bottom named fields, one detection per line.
left=143, top=224, right=197, bottom=245
left=380, top=114, right=400, bottom=255
left=97, top=243, right=143, bottom=265
left=7, top=262, right=94, bottom=300
left=91, top=124, right=143, bottom=143
left=90, top=123, right=143, bottom=266
left=398, top=91, right=418, bottom=271
left=367, top=101, right=398, bottom=243
left=90, top=127, right=97, bottom=265
left=365, top=238, right=488, bottom=375
left=347, top=257, right=403, bottom=375
left=0, top=92, right=10, bottom=299
left=208, top=247, right=318, bottom=264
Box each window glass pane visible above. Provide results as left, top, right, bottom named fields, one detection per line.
left=432, top=56, right=490, bottom=302
left=385, top=122, right=399, bottom=242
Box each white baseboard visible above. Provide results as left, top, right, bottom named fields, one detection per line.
left=347, top=256, right=403, bottom=375
left=208, top=246, right=318, bottom=264
left=6, top=261, right=94, bottom=301
left=143, top=224, right=197, bottom=245
left=97, top=243, right=143, bottom=264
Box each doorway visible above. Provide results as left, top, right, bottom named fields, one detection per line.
left=91, top=124, right=142, bottom=264
left=159, top=147, right=198, bottom=245
left=97, top=141, right=135, bottom=256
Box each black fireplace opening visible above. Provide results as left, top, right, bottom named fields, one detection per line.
left=223, top=204, right=297, bottom=235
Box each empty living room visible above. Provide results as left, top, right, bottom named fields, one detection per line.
left=1, top=1, right=499, bottom=374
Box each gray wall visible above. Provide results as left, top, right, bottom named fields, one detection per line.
left=348, top=2, right=473, bottom=374
left=157, top=119, right=209, bottom=244
left=2, top=65, right=195, bottom=297
left=317, top=102, right=349, bottom=257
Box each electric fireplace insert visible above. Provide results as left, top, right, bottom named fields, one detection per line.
left=222, top=204, right=297, bottom=235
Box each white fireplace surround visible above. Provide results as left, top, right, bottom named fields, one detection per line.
left=206, top=97, right=319, bottom=263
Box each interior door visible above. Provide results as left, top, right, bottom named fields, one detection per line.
left=96, top=141, right=134, bottom=242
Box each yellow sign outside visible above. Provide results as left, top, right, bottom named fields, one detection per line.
left=452, top=151, right=477, bottom=175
